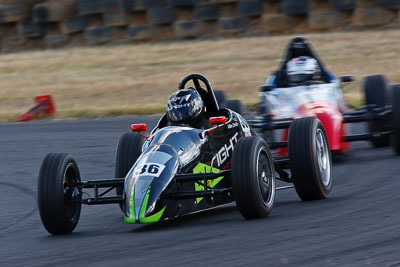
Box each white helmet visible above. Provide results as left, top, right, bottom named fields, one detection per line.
left=287, top=56, right=320, bottom=83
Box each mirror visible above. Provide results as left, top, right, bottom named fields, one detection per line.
left=209, top=116, right=226, bottom=125
left=340, top=75, right=355, bottom=83
left=260, top=84, right=275, bottom=92
left=131, top=123, right=147, bottom=132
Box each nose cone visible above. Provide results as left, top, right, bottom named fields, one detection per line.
left=123, top=146, right=179, bottom=224
left=124, top=181, right=167, bottom=224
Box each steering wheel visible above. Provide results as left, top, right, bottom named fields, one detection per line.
left=178, top=73, right=220, bottom=112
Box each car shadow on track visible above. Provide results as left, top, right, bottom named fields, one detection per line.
left=130, top=205, right=241, bottom=232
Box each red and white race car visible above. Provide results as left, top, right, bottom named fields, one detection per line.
left=251, top=37, right=400, bottom=158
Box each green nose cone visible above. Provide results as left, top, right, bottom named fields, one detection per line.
left=124, top=187, right=166, bottom=224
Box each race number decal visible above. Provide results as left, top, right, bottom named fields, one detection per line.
left=134, top=163, right=165, bottom=177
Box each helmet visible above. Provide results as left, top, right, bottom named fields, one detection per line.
left=166, top=88, right=205, bottom=126
left=287, top=56, right=320, bottom=83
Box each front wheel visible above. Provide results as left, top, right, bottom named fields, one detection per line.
left=115, top=132, right=144, bottom=210
left=38, top=153, right=82, bottom=235
left=288, top=117, right=332, bottom=201
left=232, top=136, right=275, bottom=219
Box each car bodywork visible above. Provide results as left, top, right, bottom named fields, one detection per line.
left=123, top=110, right=253, bottom=223
left=258, top=80, right=349, bottom=154
left=252, top=37, right=395, bottom=156
left=82, top=74, right=256, bottom=224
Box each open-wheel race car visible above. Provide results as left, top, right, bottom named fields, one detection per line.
left=37, top=74, right=333, bottom=235
left=251, top=37, right=400, bottom=157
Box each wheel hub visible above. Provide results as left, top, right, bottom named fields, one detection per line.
left=315, top=129, right=331, bottom=186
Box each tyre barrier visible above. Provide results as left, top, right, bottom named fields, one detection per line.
left=18, top=20, right=45, bottom=38
left=84, top=26, right=114, bottom=44
left=194, top=3, right=220, bottom=21
left=218, top=16, right=249, bottom=33
left=125, top=0, right=166, bottom=12
left=77, top=0, right=114, bottom=16
left=238, top=0, right=263, bottom=17
left=0, top=4, right=27, bottom=23
left=127, top=24, right=157, bottom=40
left=147, top=7, right=176, bottom=25
left=34, top=1, right=76, bottom=22
left=377, top=0, right=400, bottom=9
left=60, top=16, right=88, bottom=34
left=166, top=0, right=199, bottom=7
left=174, top=20, right=203, bottom=38
left=104, top=10, right=131, bottom=26
left=44, top=33, right=70, bottom=48
left=332, top=0, right=355, bottom=11
left=281, top=0, right=309, bottom=15
left=1, top=0, right=400, bottom=53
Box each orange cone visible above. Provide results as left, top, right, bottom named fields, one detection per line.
left=17, top=94, right=56, bottom=122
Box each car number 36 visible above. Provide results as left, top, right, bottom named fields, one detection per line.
left=134, top=162, right=165, bottom=177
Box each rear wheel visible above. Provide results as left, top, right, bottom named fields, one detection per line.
left=391, top=85, right=400, bottom=155
left=115, top=133, right=144, bottom=209
left=38, top=153, right=82, bottom=235
left=214, top=90, right=227, bottom=108
left=232, top=137, right=275, bottom=219
left=363, top=75, right=390, bottom=147
left=225, top=99, right=245, bottom=115
left=288, top=117, right=332, bottom=201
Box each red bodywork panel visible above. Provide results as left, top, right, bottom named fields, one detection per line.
left=280, top=100, right=350, bottom=154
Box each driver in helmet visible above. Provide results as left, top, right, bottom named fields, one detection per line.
left=273, top=37, right=335, bottom=87
left=286, top=56, right=322, bottom=85
left=166, top=88, right=206, bottom=129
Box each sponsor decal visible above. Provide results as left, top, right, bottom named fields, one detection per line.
left=193, top=163, right=224, bottom=204
left=211, top=132, right=239, bottom=167
left=227, top=122, right=239, bottom=129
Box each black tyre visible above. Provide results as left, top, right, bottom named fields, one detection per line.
left=38, top=153, right=82, bottom=235
left=288, top=117, right=332, bottom=201
left=115, top=132, right=144, bottom=198
left=332, top=0, right=355, bottom=11
left=147, top=7, right=176, bottom=25
left=281, top=0, right=309, bottom=15
left=225, top=99, right=245, bottom=115
left=391, top=85, right=400, bottom=155
left=214, top=90, right=227, bottom=108
left=364, top=75, right=391, bottom=147
left=232, top=136, right=275, bottom=219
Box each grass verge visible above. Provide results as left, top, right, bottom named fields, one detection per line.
left=1, top=29, right=399, bottom=122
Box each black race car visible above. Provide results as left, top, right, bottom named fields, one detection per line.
left=37, top=74, right=333, bottom=235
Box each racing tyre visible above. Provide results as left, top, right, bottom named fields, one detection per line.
left=214, top=90, right=227, bottom=108
left=232, top=136, right=275, bottom=219
left=391, top=85, right=400, bottom=155
left=288, top=117, right=332, bottom=201
left=364, top=75, right=390, bottom=147
left=225, top=99, right=245, bottom=115
left=115, top=132, right=144, bottom=208
left=38, top=153, right=82, bottom=235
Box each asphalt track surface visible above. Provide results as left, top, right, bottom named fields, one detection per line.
left=1, top=115, right=400, bottom=266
